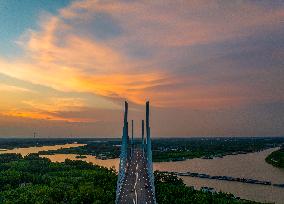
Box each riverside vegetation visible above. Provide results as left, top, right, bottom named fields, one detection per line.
left=0, top=153, right=260, bottom=204
left=265, top=145, right=284, bottom=168
left=37, top=137, right=284, bottom=162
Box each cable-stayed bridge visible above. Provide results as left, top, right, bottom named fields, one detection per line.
left=116, top=101, right=156, bottom=204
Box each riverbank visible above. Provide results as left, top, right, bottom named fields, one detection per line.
left=152, top=137, right=284, bottom=162
left=161, top=171, right=284, bottom=188
left=38, top=140, right=121, bottom=159
left=154, top=147, right=284, bottom=204
left=265, top=147, right=284, bottom=168
left=1, top=140, right=284, bottom=203
left=34, top=137, right=284, bottom=162
left=0, top=153, right=261, bottom=204
left=0, top=143, right=85, bottom=156
left=0, top=138, right=89, bottom=150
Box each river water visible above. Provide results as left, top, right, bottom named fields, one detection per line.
left=154, top=148, right=284, bottom=204
left=1, top=144, right=283, bottom=203
left=0, top=143, right=85, bottom=156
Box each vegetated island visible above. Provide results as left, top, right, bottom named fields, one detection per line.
left=38, top=139, right=121, bottom=159
left=265, top=145, right=284, bottom=168
left=38, top=137, right=284, bottom=162
left=0, top=153, right=261, bottom=204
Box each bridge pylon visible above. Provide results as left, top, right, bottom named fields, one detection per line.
left=142, top=120, right=145, bottom=156
left=145, top=101, right=156, bottom=203
left=116, top=102, right=129, bottom=203
left=116, top=101, right=156, bottom=204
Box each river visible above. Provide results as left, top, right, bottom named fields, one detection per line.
left=0, top=143, right=85, bottom=156
left=154, top=147, right=284, bottom=204
left=1, top=144, right=283, bottom=203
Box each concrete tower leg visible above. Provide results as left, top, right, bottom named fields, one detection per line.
left=131, top=120, right=134, bottom=157
left=145, top=101, right=156, bottom=203
left=142, top=120, right=145, bottom=156
left=116, top=101, right=128, bottom=203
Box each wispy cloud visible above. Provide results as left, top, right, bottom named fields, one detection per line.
left=0, top=0, right=283, bottom=136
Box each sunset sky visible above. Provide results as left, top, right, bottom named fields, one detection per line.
left=0, top=0, right=283, bottom=137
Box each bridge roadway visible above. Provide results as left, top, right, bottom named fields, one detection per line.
left=117, top=148, right=155, bottom=204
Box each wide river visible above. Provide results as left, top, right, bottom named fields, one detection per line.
left=1, top=144, right=283, bottom=203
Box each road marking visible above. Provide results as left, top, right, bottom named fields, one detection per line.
left=135, top=189, right=138, bottom=204
left=134, top=172, right=138, bottom=189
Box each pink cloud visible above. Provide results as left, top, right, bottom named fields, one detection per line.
left=0, top=0, right=283, bottom=127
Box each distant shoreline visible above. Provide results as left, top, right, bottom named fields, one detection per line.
left=161, top=171, right=284, bottom=188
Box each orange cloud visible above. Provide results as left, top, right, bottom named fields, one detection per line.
left=1, top=0, right=283, bottom=122
left=74, top=72, right=169, bottom=104
left=0, top=0, right=283, bottom=137
left=29, top=96, right=83, bottom=108
left=1, top=111, right=85, bottom=122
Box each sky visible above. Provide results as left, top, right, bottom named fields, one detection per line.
left=0, top=0, right=283, bottom=138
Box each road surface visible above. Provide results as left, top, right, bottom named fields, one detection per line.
left=117, top=148, right=155, bottom=204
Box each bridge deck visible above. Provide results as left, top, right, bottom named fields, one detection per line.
left=117, top=148, right=155, bottom=204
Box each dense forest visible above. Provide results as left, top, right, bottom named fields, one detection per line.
left=0, top=153, right=117, bottom=203
left=0, top=153, right=260, bottom=203
left=266, top=145, right=284, bottom=168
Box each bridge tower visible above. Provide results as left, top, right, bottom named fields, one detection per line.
left=116, top=101, right=156, bottom=204
left=141, top=120, right=145, bottom=155
left=131, top=119, right=134, bottom=157
left=116, top=101, right=129, bottom=202
left=145, top=101, right=156, bottom=203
